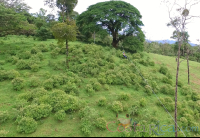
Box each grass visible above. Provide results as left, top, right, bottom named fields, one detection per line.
left=0, top=35, right=199, bottom=137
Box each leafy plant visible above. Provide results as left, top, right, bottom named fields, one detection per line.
left=54, top=110, right=66, bottom=121
left=159, top=66, right=168, bottom=75
left=98, top=97, right=107, bottom=106
left=95, top=118, right=107, bottom=130
left=12, top=77, right=25, bottom=91
left=16, top=117, right=37, bottom=134
left=118, top=93, right=130, bottom=101
left=111, top=101, right=123, bottom=113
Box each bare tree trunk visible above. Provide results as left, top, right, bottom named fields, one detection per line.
left=66, top=39, right=69, bottom=69
left=187, top=51, right=190, bottom=85
left=175, top=40, right=181, bottom=137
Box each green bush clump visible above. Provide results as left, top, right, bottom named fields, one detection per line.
left=62, top=82, right=79, bottom=96
left=95, top=118, right=107, bottom=130
left=162, top=76, right=173, bottom=85
left=145, top=85, right=152, bottom=96
left=49, top=43, right=57, bottom=50
left=104, top=84, right=110, bottom=90
left=12, top=56, right=19, bottom=65
left=166, top=73, right=172, bottom=79
left=191, top=92, right=200, bottom=101
left=54, top=110, right=66, bottom=121
left=30, top=64, right=39, bottom=72
left=80, top=118, right=92, bottom=136
left=16, top=117, right=37, bottom=134
left=12, top=77, right=25, bottom=91
left=132, top=53, right=141, bottom=59
left=51, top=75, right=64, bottom=88
left=112, top=101, right=123, bottom=113
left=178, top=81, right=183, bottom=88
left=29, top=76, right=40, bottom=88
left=106, top=56, right=115, bottom=63
left=7, top=70, right=20, bottom=79
left=98, top=97, right=107, bottom=106
left=79, top=106, right=99, bottom=119
left=60, top=47, right=66, bottom=54
left=43, top=78, right=54, bottom=90
left=149, top=61, right=155, bottom=66
left=36, top=52, right=44, bottom=61
left=16, top=60, right=29, bottom=70
left=181, top=86, right=192, bottom=96
left=92, top=82, right=102, bottom=91
left=86, top=84, right=95, bottom=95
left=159, top=66, right=168, bottom=75
left=140, top=98, right=147, bottom=107
left=160, top=85, right=174, bottom=95
left=31, top=47, right=40, bottom=54
left=0, top=60, right=5, bottom=65
left=139, top=59, right=148, bottom=66
left=23, top=104, right=52, bottom=120
left=38, top=44, right=49, bottom=52
left=150, top=81, right=159, bottom=93
left=21, top=51, right=31, bottom=59
left=118, top=93, right=130, bottom=101
left=0, top=111, right=9, bottom=123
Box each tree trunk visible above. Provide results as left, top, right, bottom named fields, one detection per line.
left=112, top=32, right=118, bottom=48
left=187, top=51, right=190, bottom=85
left=175, top=40, right=181, bottom=137
left=66, top=39, right=69, bottom=69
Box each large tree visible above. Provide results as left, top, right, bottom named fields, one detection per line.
left=76, top=1, right=145, bottom=48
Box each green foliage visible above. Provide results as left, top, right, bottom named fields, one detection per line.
left=98, top=97, right=107, bottom=106
left=0, top=111, right=9, bottom=123
left=29, top=76, right=40, bottom=88
left=80, top=118, right=92, bottom=135
left=85, top=84, right=95, bottom=95
left=7, top=70, right=20, bottom=79
left=12, top=56, right=19, bottom=65
left=35, top=27, right=51, bottom=41
left=0, top=60, right=5, bottom=65
left=159, top=66, right=168, bottom=75
left=139, top=98, right=147, bottom=107
left=181, top=86, right=192, bottom=96
left=145, top=85, right=152, bottom=96
left=162, top=76, right=173, bottom=85
left=16, top=60, right=29, bottom=70
left=178, top=81, right=183, bottom=88
left=111, top=101, right=123, bottom=113
left=31, top=47, right=40, bottom=54
left=160, top=85, right=174, bottom=95
left=104, top=84, right=110, bottom=90
left=23, top=104, right=52, bottom=120
left=30, top=64, right=39, bottom=72
left=149, top=61, right=155, bottom=66
left=118, top=93, right=130, bottom=101
left=54, top=110, right=66, bottom=121
left=43, top=78, right=54, bottom=90
left=12, top=77, right=25, bottom=91
left=16, top=117, right=37, bottom=134
left=95, top=118, right=107, bottom=130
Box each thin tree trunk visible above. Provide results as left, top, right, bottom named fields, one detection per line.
left=66, top=39, right=69, bottom=69
left=187, top=51, right=190, bottom=85
left=175, top=39, right=181, bottom=137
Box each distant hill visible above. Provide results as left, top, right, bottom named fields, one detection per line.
left=146, top=39, right=197, bottom=46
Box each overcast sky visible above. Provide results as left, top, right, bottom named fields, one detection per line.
left=24, top=0, right=200, bottom=44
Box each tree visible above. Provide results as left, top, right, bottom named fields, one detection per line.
left=76, top=1, right=145, bottom=48
left=162, top=0, right=200, bottom=136
left=51, top=20, right=78, bottom=68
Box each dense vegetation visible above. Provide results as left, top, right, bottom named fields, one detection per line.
left=0, top=0, right=200, bottom=137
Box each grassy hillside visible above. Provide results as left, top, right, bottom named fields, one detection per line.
left=0, top=35, right=200, bottom=137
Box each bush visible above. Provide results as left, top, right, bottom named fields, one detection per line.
left=159, top=66, right=168, bottom=75
left=7, top=70, right=20, bottom=79
left=93, top=82, right=101, bottom=91
left=29, top=76, right=40, bottom=88
left=139, top=59, right=148, bottom=66
left=118, top=93, right=130, bottom=101
left=49, top=43, right=57, bottom=50
left=21, top=51, right=31, bottom=59
left=16, top=60, right=29, bottom=70
left=140, top=98, right=147, bottom=107
left=30, top=64, right=39, bottom=72
left=95, top=118, right=107, bottom=130
left=166, top=72, right=172, bottom=79
left=36, top=52, right=44, bottom=61
left=178, top=81, right=183, bottom=88
left=12, top=56, right=19, bottom=65
left=80, top=118, right=92, bottom=135
left=16, top=117, right=37, bottom=134
left=86, top=84, right=95, bottom=95
left=112, top=101, right=123, bottom=113
left=54, top=110, right=66, bottom=121
left=12, top=77, right=25, bottom=91
left=160, top=85, right=174, bottom=95
left=31, top=47, right=40, bottom=54
left=35, top=27, right=51, bottom=41
left=0, top=111, right=9, bottom=123
left=0, top=60, right=5, bottom=65
left=149, top=61, right=155, bottom=66
left=104, top=84, right=110, bottom=90
left=181, top=86, right=191, bottom=96
left=98, top=97, right=107, bottom=106
left=43, top=79, right=54, bottom=90
left=145, top=85, right=152, bottom=96
left=162, top=76, right=173, bottom=85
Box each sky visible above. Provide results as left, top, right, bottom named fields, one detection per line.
left=24, top=0, right=200, bottom=44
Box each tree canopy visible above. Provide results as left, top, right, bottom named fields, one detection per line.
left=76, top=0, right=145, bottom=48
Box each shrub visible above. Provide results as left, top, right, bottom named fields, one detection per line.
left=16, top=60, right=29, bottom=70
left=98, top=97, right=107, bottom=106
left=7, top=70, right=20, bottom=79
left=86, top=84, right=95, bottom=95
left=5, top=55, right=13, bottom=63
left=166, top=73, right=172, bottom=79
left=12, top=56, right=19, bottom=65
left=104, top=84, right=110, bottom=90
left=0, top=60, right=5, bottom=65
left=140, top=98, right=147, bottom=107
left=139, top=59, right=148, bottom=66
left=12, top=77, right=25, bottom=91
left=149, top=61, right=155, bottom=66
left=54, top=110, right=66, bottom=121
left=81, top=118, right=92, bottom=135
left=30, top=64, right=39, bottom=72
left=112, top=101, right=123, bottom=113
left=43, top=79, right=54, bottom=90
left=63, top=82, right=79, bottom=96
left=29, top=76, right=40, bottom=88
left=160, top=85, right=174, bottom=95
left=159, top=66, right=168, bottom=75
left=36, top=52, right=44, bottom=61
left=162, top=76, right=173, bottom=85
left=118, top=93, right=130, bottom=101
left=16, top=117, right=37, bottom=134
left=132, top=53, right=141, bottom=59
left=0, top=111, right=9, bottom=123
left=95, top=118, right=107, bottom=130
left=106, top=56, right=115, bottom=63
left=93, top=82, right=101, bottom=91
left=181, top=86, right=191, bottom=96
left=79, top=106, right=99, bottom=119
left=21, top=51, right=31, bottom=59
left=49, top=43, right=57, bottom=50
left=31, top=47, right=40, bottom=54
left=178, top=81, right=183, bottom=88
left=145, top=85, right=152, bottom=96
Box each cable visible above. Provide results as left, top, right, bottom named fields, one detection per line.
left=121, top=45, right=187, bottom=137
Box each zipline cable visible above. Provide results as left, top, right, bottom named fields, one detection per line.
left=121, top=45, right=186, bottom=137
